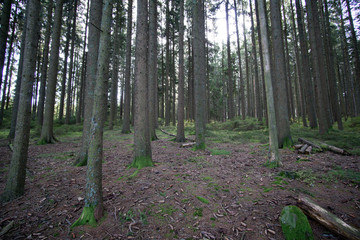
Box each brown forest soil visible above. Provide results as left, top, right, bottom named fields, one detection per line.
left=0, top=128, right=359, bottom=240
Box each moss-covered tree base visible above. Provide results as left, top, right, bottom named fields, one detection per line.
left=129, top=156, right=154, bottom=169
left=280, top=205, right=314, bottom=240
left=71, top=206, right=97, bottom=229
left=0, top=191, right=22, bottom=203
left=193, top=143, right=206, bottom=151
left=74, top=156, right=87, bottom=167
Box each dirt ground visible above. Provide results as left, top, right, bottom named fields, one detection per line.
left=0, top=129, right=359, bottom=240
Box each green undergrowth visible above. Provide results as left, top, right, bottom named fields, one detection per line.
left=196, top=196, right=210, bottom=204
left=209, top=148, right=231, bottom=155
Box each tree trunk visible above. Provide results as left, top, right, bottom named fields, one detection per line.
left=257, top=0, right=281, bottom=166
left=193, top=0, right=206, bottom=150
left=74, top=0, right=103, bottom=166
left=131, top=0, right=153, bottom=169
left=39, top=0, right=64, bottom=144
left=242, top=2, right=251, bottom=118
left=121, top=0, right=132, bottom=133
left=0, top=0, right=12, bottom=90
left=295, top=0, right=317, bottom=128
left=164, top=0, right=171, bottom=126
left=72, top=0, right=112, bottom=227
left=109, top=1, right=123, bottom=130
left=37, top=0, right=53, bottom=126
left=65, top=0, right=79, bottom=124
left=176, top=0, right=185, bottom=142
left=306, top=0, right=330, bottom=134
left=1, top=0, right=40, bottom=202
left=270, top=0, right=292, bottom=147
left=225, top=0, right=234, bottom=120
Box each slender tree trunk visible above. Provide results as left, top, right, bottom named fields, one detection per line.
left=270, top=0, right=292, bottom=147
left=0, top=0, right=12, bottom=90
left=225, top=0, right=234, bottom=119
left=131, top=0, right=153, bottom=168
left=65, top=0, right=79, bottom=124
left=1, top=0, right=40, bottom=203
left=109, top=1, right=123, bottom=130
left=164, top=0, right=171, bottom=126
left=234, top=0, right=245, bottom=120
left=121, top=0, right=132, bottom=133
left=306, top=0, right=330, bottom=134
left=345, top=0, right=360, bottom=114
left=193, top=0, right=206, bottom=149
left=39, top=0, right=64, bottom=143
left=242, top=2, right=250, bottom=118
left=176, top=0, right=185, bottom=142
left=257, top=0, right=280, bottom=166
left=295, top=0, right=317, bottom=128
left=72, top=0, right=112, bottom=227
left=74, top=0, right=103, bottom=166
left=37, top=0, right=53, bottom=125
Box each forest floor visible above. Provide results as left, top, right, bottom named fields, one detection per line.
left=0, top=118, right=359, bottom=240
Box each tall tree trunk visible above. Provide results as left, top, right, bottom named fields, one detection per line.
left=187, top=36, right=194, bottom=121
left=242, top=2, right=250, bottom=118
left=306, top=0, right=330, bottom=134
left=37, top=0, right=53, bottom=125
left=0, top=5, right=17, bottom=126
left=193, top=0, right=206, bottom=149
left=295, top=0, right=317, bottom=128
left=270, top=0, right=292, bottom=147
left=234, top=0, right=245, bottom=120
left=176, top=0, right=185, bottom=142
left=109, top=1, right=123, bottom=130
left=323, top=0, right=343, bottom=130
left=164, top=0, right=171, bottom=126
left=66, top=0, right=79, bottom=124
left=131, top=0, right=153, bottom=168
left=345, top=0, right=360, bottom=114
left=74, top=0, right=103, bottom=166
left=1, top=0, right=40, bottom=202
left=58, top=10, right=71, bottom=123
left=0, top=0, right=12, bottom=90
left=226, top=0, right=234, bottom=119
left=121, top=0, right=133, bottom=133
left=72, top=0, right=112, bottom=227
left=9, top=3, right=28, bottom=142
left=39, top=0, right=65, bottom=144
left=257, top=0, right=281, bottom=166
left=250, top=0, right=262, bottom=121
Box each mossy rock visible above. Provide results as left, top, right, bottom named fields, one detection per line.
left=280, top=205, right=314, bottom=240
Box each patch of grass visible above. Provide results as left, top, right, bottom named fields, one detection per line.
left=196, top=196, right=210, bottom=204
left=202, top=176, right=213, bottom=181
left=181, top=198, right=190, bottom=203
left=327, top=167, right=360, bottom=185
left=278, top=171, right=298, bottom=180
left=193, top=207, right=203, bottom=217
left=262, top=186, right=273, bottom=193
left=159, top=192, right=166, bottom=197
left=272, top=176, right=289, bottom=186
left=296, top=169, right=317, bottom=187
left=209, top=148, right=231, bottom=155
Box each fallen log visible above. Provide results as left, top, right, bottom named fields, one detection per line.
left=297, top=195, right=360, bottom=240
left=181, top=142, right=196, bottom=148
left=320, top=142, right=350, bottom=155
left=294, top=144, right=303, bottom=150
left=305, top=146, right=312, bottom=155
left=298, top=138, right=322, bottom=151
left=299, top=144, right=309, bottom=154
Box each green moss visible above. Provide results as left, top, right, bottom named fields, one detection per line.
left=280, top=205, right=314, bottom=240
left=71, top=206, right=97, bottom=229
left=282, top=137, right=293, bottom=149
left=209, top=148, right=231, bottom=155
left=129, top=156, right=154, bottom=169
left=196, top=196, right=210, bottom=204
left=193, top=142, right=206, bottom=150
left=193, top=207, right=203, bottom=217
left=264, top=161, right=279, bottom=168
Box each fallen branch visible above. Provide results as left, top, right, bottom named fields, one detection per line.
left=320, top=143, right=350, bottom=155
left=181, top=142, right=196, bottom=148
left=159, top=128, right=194, bottom=143
left=297, top=195, right=360, bottom=240
left=0, top=220, right=14, bottom=237
left=298, top=138, right=322, bottom=151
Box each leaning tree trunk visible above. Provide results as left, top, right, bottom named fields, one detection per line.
left=193, top=0, right=206, bottom=150
left=1, top=0, right=40, bottom=203
left=131, top=0, right=153, bottom=169
left=71, top=0, right=112, bottom=227
left=74, top=0, right=103, bottom=166
left=258, top=0, right=281, bottom=166
left=176, top=0, right=185, bottom=142
left=39, top=0, right=64, bottom=144
left=121, top=0, right=133, bottom=134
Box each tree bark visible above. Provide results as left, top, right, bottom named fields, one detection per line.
left=1, top=0, right=40, bottom=202
left=74, top=0, right=103, bottom=166
left=225, top=0, right=234, bottom=120
left=131, top=0, right=153, bottom=168
left=242, top=2, right=251, bottom=118
left=121, top=0, right=133, bottom=134
left=40, top=0, right=64, bottom=144
left=0, top=0, right=12, bottom=90
left=193, top=0, right=206, bottom=149
left=258, top=0, right=280, bottom=165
